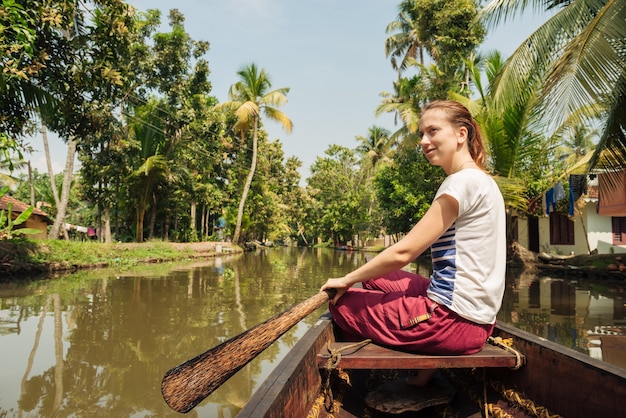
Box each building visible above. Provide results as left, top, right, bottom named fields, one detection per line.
left=0, top=195, right=53, bottom=239
left=515, top=170, right=626, bottom=255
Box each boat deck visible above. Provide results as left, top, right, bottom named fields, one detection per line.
left=317, top=340, right=524, bottom=370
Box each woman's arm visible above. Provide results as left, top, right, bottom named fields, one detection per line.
left=321, top=194, right=459, bottom=303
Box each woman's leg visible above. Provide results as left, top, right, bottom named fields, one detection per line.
left=329, top=286, right=493, bottom=354
left=363, top=270, right=430, bottom=296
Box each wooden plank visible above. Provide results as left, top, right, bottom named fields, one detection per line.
left=317, top=341, right=524, bottom=369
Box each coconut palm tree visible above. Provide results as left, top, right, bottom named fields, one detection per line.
left=129, top=101, right=187, bottom=242
left=355, top=126, right=395, bottom=171
left=216, top=63, right=292, bottom=244
left=480, top=0, right=626, bottom=173
left=376, top=71, right=428, bottom=148
left=385, top=2, right=427, bottom=74
left=453, top=50, right=556, bottom=214
left=555, top=124, right=598, bottom=168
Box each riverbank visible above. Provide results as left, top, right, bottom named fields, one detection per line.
left=0, top=240, right=240, bottom=278
left=1, top=239, right=625, bottom=280
left=509, top=241, right=626, bottom=280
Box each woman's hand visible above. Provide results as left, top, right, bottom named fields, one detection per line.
left=320, top=277, right=351, bottom=304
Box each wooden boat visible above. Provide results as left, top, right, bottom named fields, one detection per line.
left=238, top=314, right=626, bottom=417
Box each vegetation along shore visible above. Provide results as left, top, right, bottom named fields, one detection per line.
left=0, top=240, right=239, bottom=278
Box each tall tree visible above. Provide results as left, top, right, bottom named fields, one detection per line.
left=453, top=51, right=553, bottom=214
left=380, top=0, right=486, bottom=144
left=6, top=0, right=140, bottom=239
left=216, top=63, right=292, bottom=244
left=122, top=8, right=213, bottom=242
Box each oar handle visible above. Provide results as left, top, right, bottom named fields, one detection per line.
left=161, top=289, right=335, bottom=413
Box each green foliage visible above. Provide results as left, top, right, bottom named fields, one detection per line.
left=454, top=50, right=557, bottom=214
left=12, top=1, right=623, bottom=248
left=3, top=239, right=195, bottom=266
left=374, top=147, right=445, bottom=235
left=306, top=145, right=372, bottom=244
left=480, top=0, right=626, bottom=174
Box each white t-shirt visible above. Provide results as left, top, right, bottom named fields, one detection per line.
left=426, top=169, right=506, bottom=324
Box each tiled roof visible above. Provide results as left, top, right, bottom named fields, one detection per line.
left=0, top=195, right=53, bottom=223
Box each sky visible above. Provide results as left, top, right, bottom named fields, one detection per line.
left=24, top=0, right=554, bottom=180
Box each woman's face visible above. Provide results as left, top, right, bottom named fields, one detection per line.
left=419, top=108, right=466, bottom=169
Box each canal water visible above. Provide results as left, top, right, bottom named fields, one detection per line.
left=1, top=247, right=624, bottom=417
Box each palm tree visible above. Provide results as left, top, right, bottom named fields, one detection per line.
left=355, top=126, right=395, bottom=171
left=376, top=73, right=426, bottom=147
left=216, top=63, right=292, bottom=244
left=385, top=1, right=428, bottom=74
left=480, top=0, right=626, bottom=174
left=129, top=101, right=187, bottom=242
left=555, top=124, right=598, bottom=168
left=453, top=50, right=556, bottom=249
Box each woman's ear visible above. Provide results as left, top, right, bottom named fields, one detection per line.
left=456, top=126, right=468, bottom=144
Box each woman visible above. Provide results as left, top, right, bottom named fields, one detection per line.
left=320, top=100, right=506, bottom=386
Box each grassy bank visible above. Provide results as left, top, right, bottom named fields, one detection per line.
left=0, top=239, right=238, bottom=276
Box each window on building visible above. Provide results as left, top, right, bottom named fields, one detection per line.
left=549, top=212, right=575, bottom=245
left=612, top=217, right=626, bottom=245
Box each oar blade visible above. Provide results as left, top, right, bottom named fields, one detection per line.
left=161, top=290, right=333, bottom=413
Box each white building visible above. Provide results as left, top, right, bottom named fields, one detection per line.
left=514, top=171, right=626, bottom=255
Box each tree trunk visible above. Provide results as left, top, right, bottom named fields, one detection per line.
left=41, top=123, right=60, bottom=207
left=41, top=123, right=68, bottom=239
left=115, top=182, right=120, bottom=238
left=135, top=181, right=151, bottom=242
left=164, top=212, right=170, bottom=241
left=103, top=206, right=112, bottom=243
left=190, top=202, right=197, bottom=241
left=205, top=206, right=210, bottom=240
left=96, top=199, right=102, bottom=242
left=148, top=193, right=157, bottom=240
left=173, top=204, right=178, bottom=240
left=233, top=118, right=259, bottom=244
left=136, top=206, right=145, bottom=242
left=48, top=137, right=77, bottom=239
left=28, top=161, right=35, bottom=206
left=200, top=205, right=206, bottom=238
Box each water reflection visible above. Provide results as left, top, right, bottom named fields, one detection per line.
left=0, top=247, right=369, bottom=417
left=499, top=269, right=626, bottom=369
left=0, top=248, right=624, bottom=418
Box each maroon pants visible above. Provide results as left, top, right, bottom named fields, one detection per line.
left=328, top=270, right=494, bottom=355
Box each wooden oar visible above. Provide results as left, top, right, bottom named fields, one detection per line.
left=161, top=289, right=335, bottom=413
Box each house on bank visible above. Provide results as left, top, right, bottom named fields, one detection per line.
left=514, top=170, right=626, bottom=255
left=0, top=195, right=53, bottom=239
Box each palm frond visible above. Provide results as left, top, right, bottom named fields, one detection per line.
left=264, top=107, right=293, bottom=133
left=494, top=175, right=528, bottom=211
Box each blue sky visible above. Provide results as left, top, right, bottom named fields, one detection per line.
left=28, top=0, right=554, bottom=180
